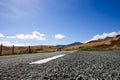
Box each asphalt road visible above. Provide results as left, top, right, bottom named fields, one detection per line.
left=0, top=51, right=120, bottom=80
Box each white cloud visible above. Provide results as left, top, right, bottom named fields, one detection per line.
left=6, top=36, right=16, bottom=39
left=32, top=31, right=46, bottom=40
left=0, top=33, right=5, bottom=38
left=0, top=31, right=45, bottom=40
left=0, top=41, right=11, bottom=46
left=16, top=34, right=32, bottom=40
left=0, top=31, right=46, bottom=46
left=55, top=34, right=65, bottom=39
left=16, top=31, right=46, bottom=40
left=87, top=31, right=120, bottom=42
left=0, top=41, right=30, bottom=46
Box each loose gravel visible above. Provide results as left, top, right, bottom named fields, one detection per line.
left=0, top=51, right=120, bottom=80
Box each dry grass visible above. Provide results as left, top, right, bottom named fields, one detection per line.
left=63, top=35, right=120, bottom=51
left=1, top=45, right=59, bottom=55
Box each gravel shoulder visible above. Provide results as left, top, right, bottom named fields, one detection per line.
left=0, top=51, right=120, bottom=80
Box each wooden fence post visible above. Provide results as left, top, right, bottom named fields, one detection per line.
left=12, top=45, right=14, bottom=55
left=28, top=46, right=31, bottom=53
left=0, top=44, right=3, bottom=56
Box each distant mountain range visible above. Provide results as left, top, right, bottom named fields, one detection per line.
left=57, top=42, right=83, bottom=48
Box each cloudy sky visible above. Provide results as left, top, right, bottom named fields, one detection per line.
left=0, top=0, right=120, bottom=46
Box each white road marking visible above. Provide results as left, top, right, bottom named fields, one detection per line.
left=29, top=54, right=66, bottom=64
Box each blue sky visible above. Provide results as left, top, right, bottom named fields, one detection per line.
left=0, top=0, right=120, bottom=46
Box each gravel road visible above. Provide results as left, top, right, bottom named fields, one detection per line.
left=0, top=51, right=120, bottom=80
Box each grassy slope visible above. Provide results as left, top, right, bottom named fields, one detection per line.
left=62, top=35, right=120, bottom=51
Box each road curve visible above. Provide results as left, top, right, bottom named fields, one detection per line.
left=0, top=51, right=120, bottom=80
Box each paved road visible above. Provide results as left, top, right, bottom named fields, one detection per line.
left=0, top=51, right=120, bottom=80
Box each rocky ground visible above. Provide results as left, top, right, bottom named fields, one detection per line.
left=0, top=51, right=120, bottom=80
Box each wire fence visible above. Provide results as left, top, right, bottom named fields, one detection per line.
left=0, top=44, right=31, bottom=56
left=0, top=44, right=59, bottom=56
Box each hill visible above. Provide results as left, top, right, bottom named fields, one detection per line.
left=62, top=35, right=120, bottom=51
left=57, top=42, right=83, bottom=48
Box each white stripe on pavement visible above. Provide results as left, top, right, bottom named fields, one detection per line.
left=29, top=54, right=66, bottom=64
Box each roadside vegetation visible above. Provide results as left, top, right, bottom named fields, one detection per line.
left=0, top=46, right=59, bottom=56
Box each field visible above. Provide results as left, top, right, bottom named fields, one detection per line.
left=0, top=45, right=59, bottom=55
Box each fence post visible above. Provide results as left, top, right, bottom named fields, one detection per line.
left=0, top=44, right=3, bottom=56
left=12, top=45, right=14, bottom=55
left=28, top=46, right=31, bottom=53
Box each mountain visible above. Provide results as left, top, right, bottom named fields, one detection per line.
left=57, top=42, right=83, bottom=48
left=88, top=37, right=113, bottom=43
left=63, top=35, right=120, bottom=51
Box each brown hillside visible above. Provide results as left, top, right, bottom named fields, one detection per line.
left=63, top=35, right=120, bottom=51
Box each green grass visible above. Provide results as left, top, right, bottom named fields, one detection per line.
left=79, top=47, right=105, bottom=51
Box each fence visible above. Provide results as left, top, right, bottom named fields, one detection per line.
left=0, top=44, right=2, bottom=56
left=0, top=44, right=58, bottom=56
left=0, top=44, right=31, bottom=56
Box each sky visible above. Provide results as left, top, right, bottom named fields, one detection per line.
left=0, top=0, right=120, bottom=46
